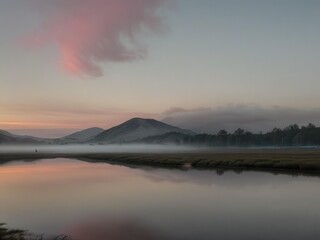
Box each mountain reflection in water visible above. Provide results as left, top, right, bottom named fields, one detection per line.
left=1, top=158, right=320, bottom=240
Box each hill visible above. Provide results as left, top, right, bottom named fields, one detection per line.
left=0, top=130, right=43, bottom=144
left=93, top=118, right=194, bottom=143
left=62, top=127, right=104, bottom=142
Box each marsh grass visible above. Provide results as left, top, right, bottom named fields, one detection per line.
left=0, top=223, right=69, bottom=240
left=1, top=148, right=320, bottom=173
left=82, top=149, right=320, bottom=173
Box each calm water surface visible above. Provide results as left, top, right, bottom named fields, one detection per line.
left=1, top=158, right=320, bottom=239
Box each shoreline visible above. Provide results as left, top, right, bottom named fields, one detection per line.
left=1, top=148, right=320, bottom=175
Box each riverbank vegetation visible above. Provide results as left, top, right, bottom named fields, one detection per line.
left=1, top=148, right=320, bottom=174
left=140, top=123, right=320, bottom=147
left=82, top=149, right=320, bottom=172
left=0, top=223, right=67, bottom=240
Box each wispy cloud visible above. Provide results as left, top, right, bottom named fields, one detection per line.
left=163, top=107, right=211, bottom=115
left=27, top=0, right=168, bottom=77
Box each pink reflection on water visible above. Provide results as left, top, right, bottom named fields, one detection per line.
left=68, top=219, right=168, bottom=240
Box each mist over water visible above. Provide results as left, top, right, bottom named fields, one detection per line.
left=0, top=144, right=202, bottom=154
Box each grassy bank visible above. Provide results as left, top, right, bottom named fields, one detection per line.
left=83, top=149, right=320, bottom=173
left=1, top=148, right=320, bottom=173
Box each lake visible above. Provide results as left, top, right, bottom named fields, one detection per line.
left=1, top=158, right=320, bottom=239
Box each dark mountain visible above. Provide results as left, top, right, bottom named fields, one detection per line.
left=62, top=127, right=104, bottom=142
left=0, top=128, right=105, bottom=145
left=0, top=130, right=43, bottom=144
left=0, top=130, right=14, bottom=137
left=0, top=131, right=17, bottom=144
left=93, top=118, right=194, bottom=143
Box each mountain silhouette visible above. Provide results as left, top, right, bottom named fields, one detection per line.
left=93, top=118, right=194, bottom=143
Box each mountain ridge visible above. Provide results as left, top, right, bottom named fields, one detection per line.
left=63, top=127, right=104, bottom=142
left=93, top=117, right=194, bottom=143
left=0, top=118, right=195, bottom=144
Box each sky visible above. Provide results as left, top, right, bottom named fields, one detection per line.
left=1, top=0, right=320, bottom=137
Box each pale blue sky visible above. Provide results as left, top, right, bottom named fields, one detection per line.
left=1, top=0, right=320, bottom=134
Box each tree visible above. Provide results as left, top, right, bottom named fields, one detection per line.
left=234, top=128, right=245, bottom=146
left=218, top=129, right=228, bottom=136
left=234, top=128, right=245, bottom=136
left=307, top=123, right=316, bottom=129
left=217, top=129, right=228, bottom=146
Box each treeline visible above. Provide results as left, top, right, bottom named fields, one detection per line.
left=146, top=123, right=320, bottom=147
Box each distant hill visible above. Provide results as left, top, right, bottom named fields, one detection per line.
left=93, top=118, right=194, bottom=143
left=0, top=130, right=15, bottom=137
left=1, top=121, right=320, bottom=147
left=0, top=128, right=105, bottom=145
left=62, top=127, right=104, bottom=142
left=0, top=131, right=18, bottom=144
left=0, top=130, right=43, bottom=144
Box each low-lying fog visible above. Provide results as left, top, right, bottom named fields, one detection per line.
left=0, top=144, right=205, bottom=154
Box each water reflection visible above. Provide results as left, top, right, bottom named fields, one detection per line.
left=68, top=219, right=169, bottom=240
left=1, top=158, right=320, bottom=240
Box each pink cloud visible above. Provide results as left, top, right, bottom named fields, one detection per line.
left=30, top=0, right=167, bottom=77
